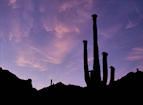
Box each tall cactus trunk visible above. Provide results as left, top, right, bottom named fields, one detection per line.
left=92, top=14, right=101, bottom=85
left=110, top=66, right=115, bottom=85
left=102, top=52, right=108, bottom=86
left=83, top=40, right=90, bottom=87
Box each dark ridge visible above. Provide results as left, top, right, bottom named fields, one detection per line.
left=112, top=70, right=143, bottom=89
left=0, top=67, right=37, bottom=101
left=0, top=67, right=143, bottom=103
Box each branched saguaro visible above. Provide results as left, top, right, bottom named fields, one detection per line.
left=83, top=14, right=115, bottom=88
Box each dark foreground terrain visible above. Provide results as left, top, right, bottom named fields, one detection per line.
left=0, top=67, right=142, bottom=103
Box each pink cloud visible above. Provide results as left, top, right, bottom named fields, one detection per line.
left=59, top=2, right=73, bottom=12
left=8, top=0, right=16, bottom=5
left=125, top=6, right=143, bottom=29
left=44, top=38, right=75, bottom=64
left=8, top=0, right=17, bottom=9
left=126, top=19, right=138, bottom=29
left=42, top=22, right=80, bottom=65
left=9, top=19, right=22, bottom=43
left=43, top=24, right=53, bottom=32
left=58, top=0, right=93, bottom=23
left=54, top=24, right=70, bottom=38
left=16, top=36, right=75, bottom=70
left=17, top=56, right=47, bottom=71
left=59, top=0, right=93, bottom=12
left=16, top=45, right=48, bottom=71
left=42, top=20, right=80, bottom=39
left=8, top=0, right=34, bottom=43
left=126, top=47, right=143, bottom=61
left=54, top=24, right=80, bottom=38
left=8, top=18, right=32, bottom=43
left=6, top=0, right=93, bottom=71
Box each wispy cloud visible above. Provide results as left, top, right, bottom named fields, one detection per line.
left=100, top=24, right=123, bottom=39
left=58, top=0, right=93, bottom=24
left=3, top=0, right=94, bottom=71
left=16, top=36, right=75, bottom=70
left=125, top=19, right=138, bottom=29
left=54, top=24, right=70, bottom=38
left=59, top=0, right=93, bottom=12
left=16, top=45, right=48, bottom=71
left=125, top=6, right=143, bottom=29
left=8, top=0, right=34, bottom=43
left=17, top=55, right=47, bottom=71
left=45, top=38, right=75, bottom=64
left=8, top=0, right=16, bottom=5
left=126, top=47, right=143, bottom=61
left=54, top=24, right=80, bottom=39
left=8, top=0, right=17, bottom=9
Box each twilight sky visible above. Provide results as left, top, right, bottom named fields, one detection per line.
left=0, top=0, right=143, bottom=89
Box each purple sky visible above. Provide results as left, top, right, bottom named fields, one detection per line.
left=0, top=0, right=143, bottom=89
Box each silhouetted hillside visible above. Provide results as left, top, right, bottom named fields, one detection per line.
left=0, top=67, right=37, bottom=100
left=38, top=82, right=84, bottom=99
left=0, top=67, right=143, bottom=103
left=111, top=69, right=143, bottom=89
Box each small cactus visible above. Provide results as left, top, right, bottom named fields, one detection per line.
left=102, top=52, right=108, bottom=86
left=109, top=66, right=115, bottom=85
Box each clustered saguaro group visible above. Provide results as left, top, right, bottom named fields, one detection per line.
left=83, top=14, right=115, bottom=88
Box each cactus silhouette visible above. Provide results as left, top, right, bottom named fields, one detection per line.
left=50, top=79, right=53, bottom=86
left=83, top=40, right=90, bottom=87
left=83, top=14, right=115, bottom=88
left=109, top=66, right=115, bottom=85
left=102, top=52, right=108, bottom=86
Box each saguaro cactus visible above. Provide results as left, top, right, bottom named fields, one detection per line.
left=110, top=66, right=115, bottom=85
left=102, top=52, right=108, bottom=86
left=92, top=14, right=101, bottom=84
left=83, top=40, right=90, bottom=86
left=82, top=14, right=103, bottom=87
left=83, top=14, right=115, bottom=88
